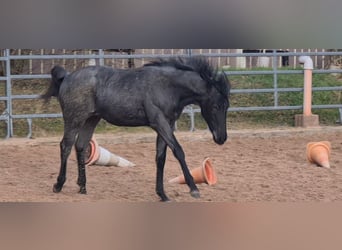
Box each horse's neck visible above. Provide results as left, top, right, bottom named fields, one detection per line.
left=176, top=78, right=206, bottom=106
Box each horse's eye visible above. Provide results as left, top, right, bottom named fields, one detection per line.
left=213, top=105, right=219, bottom=111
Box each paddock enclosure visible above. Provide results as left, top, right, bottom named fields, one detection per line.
left=1, top=49, right=342, bottom=201
left=1, top=49, right=342, bottom=138
left=1, top=127, right=341, bottom=202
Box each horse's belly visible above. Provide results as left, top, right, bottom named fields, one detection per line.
left=100, top=108, right=148, bottom=127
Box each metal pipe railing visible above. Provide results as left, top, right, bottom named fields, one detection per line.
left=1, top=49, right=342, bottom=137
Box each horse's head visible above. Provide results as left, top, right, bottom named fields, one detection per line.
left=200, top=71, right=230, bottom=145
left=149, top=56, right=231, bottom=145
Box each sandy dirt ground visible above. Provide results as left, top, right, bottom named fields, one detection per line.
left=1, top=126, right=342, bottom=202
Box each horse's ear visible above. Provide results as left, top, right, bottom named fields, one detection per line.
left=222, top=70, right=231, bottom=96
left=221, top=70, right=228, bottom=82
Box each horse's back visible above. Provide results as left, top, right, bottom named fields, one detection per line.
left=58, top=66, right=115, bottom=116
left=57, top=64, right=196, bottom=126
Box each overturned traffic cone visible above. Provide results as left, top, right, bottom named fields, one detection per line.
left=306, top=141, right=331, bottom=168
left=84, top=138, right=100, bottom=166
left=168, top=157, right=217, bottom=185
left=85, top=137, right=136, bottom=167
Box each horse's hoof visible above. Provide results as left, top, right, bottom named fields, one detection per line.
left=53, top=183, right=62, bottom=193
left=157, top=191, right=171, bottom=202
left=190, top=190, right=200, bottom=199
left=78, top=187, right=87, bottom=194
left=160, top=197, right=171, bottom=202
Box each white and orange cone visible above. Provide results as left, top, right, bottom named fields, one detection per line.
left=169, top=157, right=217, bottom=185
left=306, top=141, right=331, bottom=168
left=85, top=137, right=135, bottom=167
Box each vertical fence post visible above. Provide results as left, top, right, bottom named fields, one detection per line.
left=187, top=48, right=192, bottom=57
left=272, top=49, right=279, bottom=108
left=303, top=65, right=313, bottom=116
left=99, top=49, right=104, bottom=66
left=186, top=49, right=196, bottom=131
left=295, top=56, right=319, bottom=127
left=5, top=49, right=13, bottom=137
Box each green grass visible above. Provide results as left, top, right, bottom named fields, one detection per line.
left=227, top=68, right=342, bottom=127
left=1, top=68, right=342, bottom=137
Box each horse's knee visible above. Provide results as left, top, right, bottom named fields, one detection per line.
left=171, top=146, right=185, bottom=161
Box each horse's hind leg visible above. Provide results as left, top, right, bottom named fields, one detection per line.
left=155, top=135, right=170, bottom=202
left=74, top=116, right=101, bottom=194
left=53, top=128, right=78, bottom=193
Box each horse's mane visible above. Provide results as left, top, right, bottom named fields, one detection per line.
left=144, top=57, right=230, bottom=97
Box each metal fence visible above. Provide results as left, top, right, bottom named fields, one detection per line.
left=1, top=49, right=342, bottom=138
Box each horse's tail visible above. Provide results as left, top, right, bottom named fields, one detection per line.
left=41, top=65, right=67, bottom=101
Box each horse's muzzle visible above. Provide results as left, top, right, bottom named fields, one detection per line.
left=213, top=132, right=227, bottom=145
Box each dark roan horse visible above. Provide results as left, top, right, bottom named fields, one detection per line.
left=42, top=56, right=231, bottom=201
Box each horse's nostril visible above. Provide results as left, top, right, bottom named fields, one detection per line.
left=218, top=139, right=225, bottom=145
left=213, top=134, right=225, bottom=145
left=215, top=133, right=227, bottom=145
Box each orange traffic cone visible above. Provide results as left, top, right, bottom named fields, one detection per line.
left=306, top=141, right=331, bottom=168
left=168, top=157, right=217, bottom=185
left=84, top=138, right=100, bottom=166
left=85, top=137, right=135, bottom=167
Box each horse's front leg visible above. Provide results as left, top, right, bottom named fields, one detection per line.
left=153, top=126, right=200, bottom=199
left=155, top=135, right=170, bottom=202
left=146, top=102, right=200, bottom=199
left=166, top=134, right=200, bottom=199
